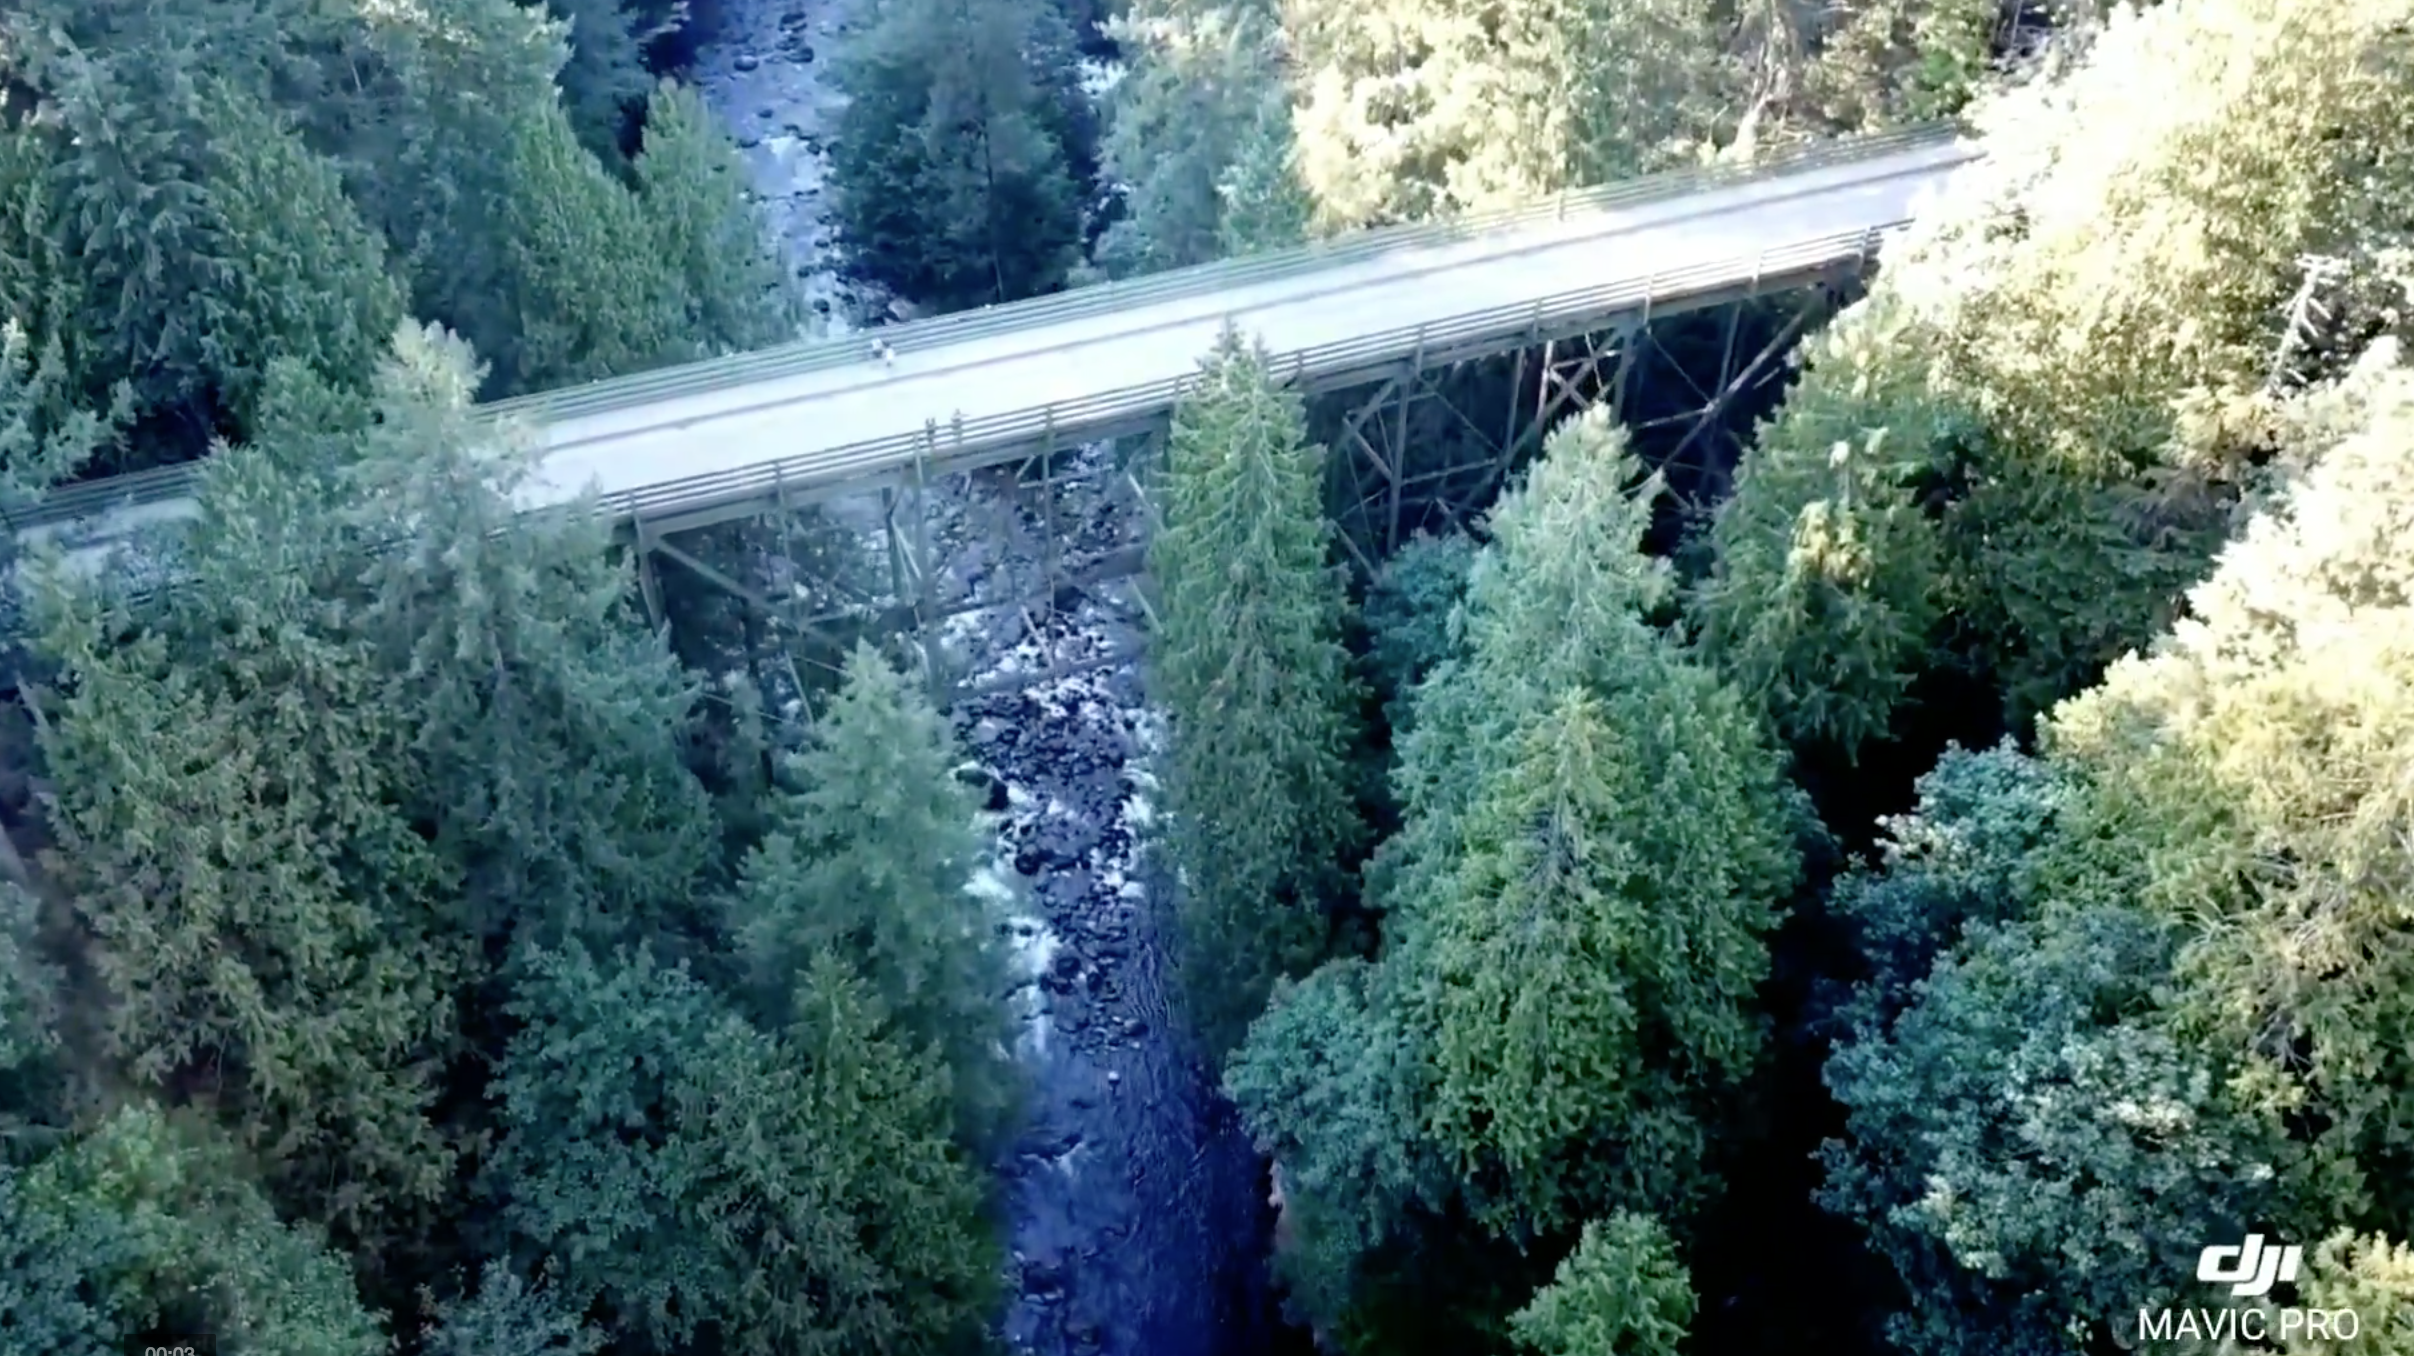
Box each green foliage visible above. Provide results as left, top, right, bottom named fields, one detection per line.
left=1225, top=959, right=1446, bottom=1325
left=1359, top=530, right=1476, bottom=735
left=0, top=881, right=60, bottom=1124
left=1821, top=341, right=2414, bottom=1353
left=1412, top=681, right=1786, bottom=1238
left=635, top=81, right=799, bottom=355
left=1822, top=785, right=2289, bottom=1353
left=1214, top=85, right=1315, bottom=256
left=1235, top=408, right=1797, bottom=1337
left=543, top=0, right=689, bottom=162
left=1696, top=0, right=2414, bottom=756
left=1798, top=0, right=2014, bottom=132
left=29, top=405, right=467, bottom=1246
left=0, top=317, right=127, bottom=508
left=2049, top=339, right=2414, bottom=1232
left=2278, top=1232, right=2414, bottom=1355
left=496, top=101, right=690, bottom=393
left=1096, top=0, right=1304, bottom=273
left=421, top=1265, right=604, bottom=1356
left=488, top=942, right=999, bottom=1356
left=729, top=641, right=1019, bottom=1149
left=1150, top=330, right=1364, bottom=1057
left=345, top=324, right=716, bottom=954
left=1286, top=0, right=1737, bottom=227
left=829, top=0, right=1089, bottom=308
left=0, top=1104, right=386, bottom=1356
left=1508, top=1213, right=1695, bottom=1356
left=0, top=33, right=402, bottom=455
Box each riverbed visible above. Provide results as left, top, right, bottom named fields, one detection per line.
left=683, top=8, right=1295, bottom=1354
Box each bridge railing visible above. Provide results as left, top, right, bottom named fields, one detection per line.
left=19, top=128, right=1966, bottom=538
left=24, top=222, right=1906, bottom=577
left=493, top=124, right=1963, bottom=424
left=593, top=224, right=1897, bottom=526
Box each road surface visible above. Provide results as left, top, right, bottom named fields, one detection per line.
left=15, top=127, right=1978, bottom=575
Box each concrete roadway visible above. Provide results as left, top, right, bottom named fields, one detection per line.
left=16, top=132, right=1977, bottom=577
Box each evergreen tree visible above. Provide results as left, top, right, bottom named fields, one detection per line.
left=634, top=81, right=799, bottom=355
left=1821, top=340, right=2414, bottom=1353
left=728, top=642, right=1018, bottom=1150
left=1359, top=529, right=1477, bottom=736
left=1213, top=84, right=1315, bottom=257
left=487, top=942, right=999, bottom=1356
left=1230, top=407, right=1800, bottom=1338
left=828, top=0, right=1087, bottom=309
left=0, top=1104, right=387, bottom=1355
left=1508, top=1214, right=1695, bottom=1356
left=1285, top=0, right=1738, bottom=227
left=542, top=0, right=689, bottom=163
left=1094, top=0, right=1299, bottom=275
left=343, top=324, right=717, bottom=954
left=28, top=390, right=468, bottom=1250
left=1, top=37, right=402, bottom=458
left=420, top=1264, right=604, bottom=1356
left=496, top=101, right=692, bottom=393
left=1150, top=329, right=1363, bottom=1058
left=1695, top=0, right=2414, bottom=758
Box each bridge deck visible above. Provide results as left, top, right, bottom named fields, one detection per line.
left=14, top=128, right=1977, bottom=573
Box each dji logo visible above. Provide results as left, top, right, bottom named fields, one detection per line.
left=2198, top=1235, right=2304, bottom=1299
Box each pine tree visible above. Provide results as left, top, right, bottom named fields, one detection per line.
left=487, top=943, right=998, bottom=1356
left=1095, top=0, right=1298, bottom=275
left=1821, top=342, right=2414, bottom=1353
left=190, top=79, right=405, bottom=436
left=497, top=101, right=692, bottom=392
left=27, top=386, right=468, bottom=1250
left=1230, top=407, right=1799, bottom=1334
left=1508, top=1214, right=1696, bottom=1356
left=828, top=0, right=1086, bottom=308
left=1286, top=0, right=1738, bottom=227
left=1695, top=0, right=2414, bottom=757
left=728, top=642, right=1018, bottom=1150
left=421, top=1266, right=603, bottom=1356
left=6, top=42, right=402, bottom=454
left=0, top=1104, right=387, bottom=1355
left=634, top=81, right=799, bottom=355
left=1149, top=329, right=1363, bottom=1058
left=1214, top=84, right=1314, bottom=258
left=343, top=323, right=717, bottom=953
left=1388, top=412, right=1797, bottom=1240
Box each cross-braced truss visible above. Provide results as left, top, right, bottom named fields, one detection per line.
left=1318, top=273, right=1860, bottom=567
left=632, top=267, right=1871, bottom=694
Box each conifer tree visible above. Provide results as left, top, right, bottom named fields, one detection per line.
left=343, top=324, right=716, bottom=953
left=1508, top=1214, right=1696, bottom=1356
left=634, top=81, right=799, bottom=355
left=1095, top=0, right=1300, bottom=275
left=487, top=942, right=998, bottom=1356
left=1214, top=87, right=1315, bottom=258
left=1150, top=329, right=1363, bottom=1057
left=28, top=384, right=467, bottom=1249
left=1821, top=342, right=2414, bottom=1353
left=828, top=0, right=1087, bottom=308
left=728, top=641, right=1018, bottom=1149
left=421, top=1266, right=603, bottom=1356
left=1286, top=0, right=1737, bottom=227
left=1696, top=0, right=2414, bottom=757
left=496, top=102, right=691, bottom=392
left=1231, top=408, right=1798, bottom=1335
left=0, top=1104, right=387, bottom=1355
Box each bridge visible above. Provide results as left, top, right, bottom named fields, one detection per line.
left=12, top=124, right=1977, bottom=588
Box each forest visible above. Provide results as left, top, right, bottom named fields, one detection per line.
left=0, top=0, right=2410, bottom=1353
